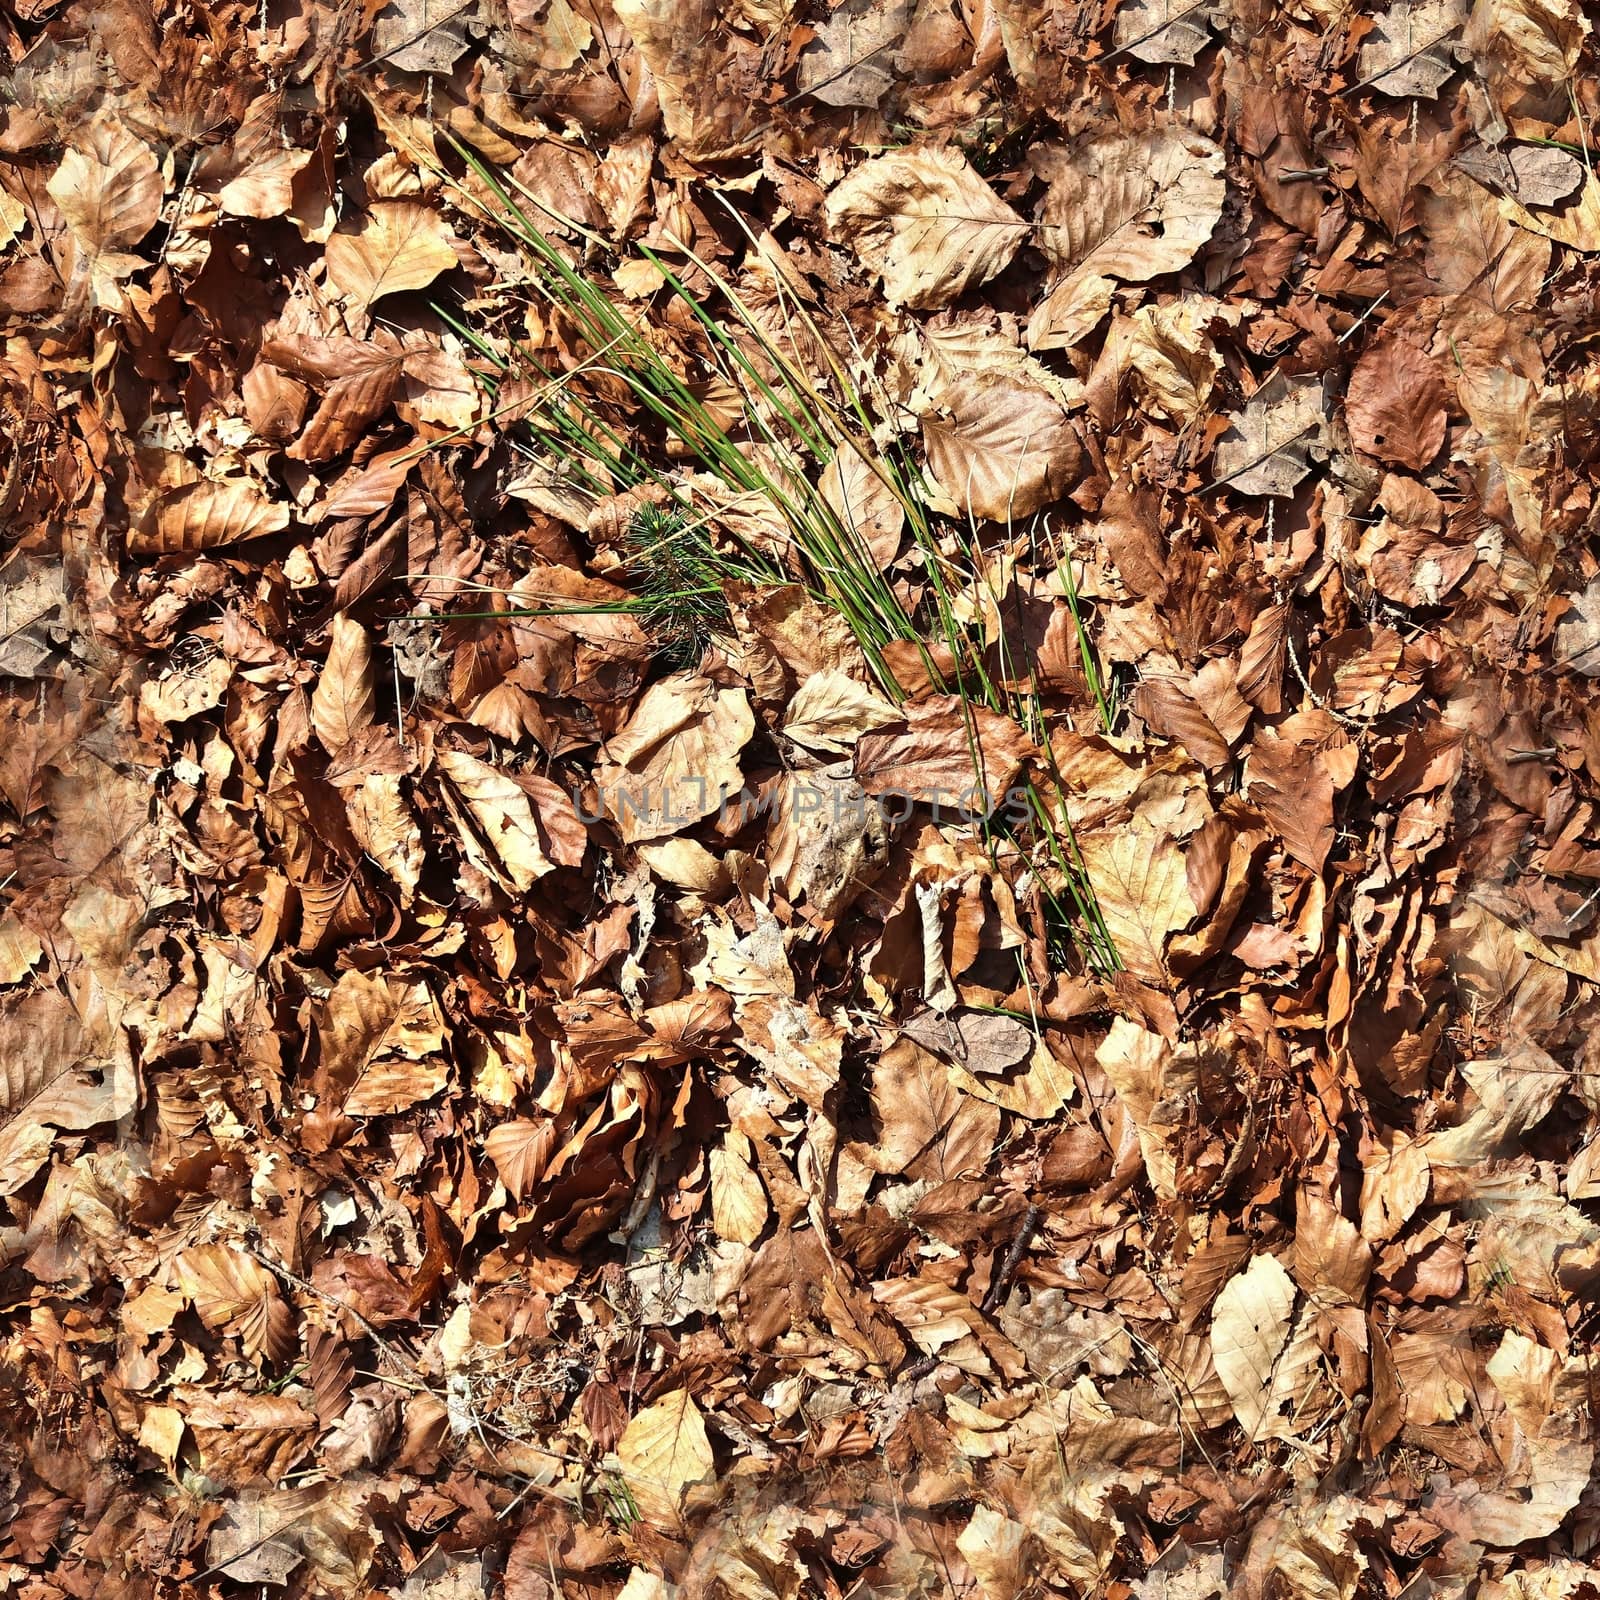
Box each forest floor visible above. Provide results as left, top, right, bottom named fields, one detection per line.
left=3, top=1, right=1600, bottom=1597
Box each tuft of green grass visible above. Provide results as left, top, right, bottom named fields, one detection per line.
left=624, top=502, right=730, bottom=668
left=425, top=136, right=1120, bottom=975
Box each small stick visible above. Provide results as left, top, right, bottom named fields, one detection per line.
left=981, top=1204, right=1042, bottom=1315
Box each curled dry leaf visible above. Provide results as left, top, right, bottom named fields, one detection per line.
left=826, top=146, right=1026, bottom=310
left=129, top=479, right=291, bottom=555
left=437, top=748, right=556, bottom=892
left=1028, top=129, right=1226, bottom=350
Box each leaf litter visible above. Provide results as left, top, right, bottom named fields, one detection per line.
left=3, top=1, right=1600, bottom=1597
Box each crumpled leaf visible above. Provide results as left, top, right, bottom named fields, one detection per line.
left=826, top=146, right=1026, bottom=310
left=437, top=748, right=556, bottom=892
left=595, top=674, right=755, bottom=843
left=1028, top=129, right=1226, bottom=350
left=855, top=695, right=1034, bottom=812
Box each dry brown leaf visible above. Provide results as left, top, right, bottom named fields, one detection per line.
left=797, top=0, right=914, bottom=106
left=1211, top=375, right=1326, bottom=498
left=129, top=479, right=292, bottom=555
left=1345, top=337, right=1450, bottom=470
left=1355, top=0, right=1469, bottom=95
left=175, top=1245, right=296, bottom=1364
left=0, top=989, right=137, bottom=1196
left=819, top=443, right=906, bottom=566
left=826, top=146, right=1026, bottom=310
left=782, top=670, right=898, bottom=754
left=312, top=969, right=449, bottom=1119
left=325, top=201, right=459, bottom=312
left=1246, top=727, right=1336, bottom=874
left=1112, top=0, right=1221, bottom=63
left=709, top=1131, right=769, bottom=1245
left=312, top=614, right=376, bottom=754
left=484, top=1118, right=557, bottom=1200
left=344, top=774, right=425, bottom=902
left=47, top=117, right=161, bottom=258
left=1209, top=1253, right=1313, bottom=1442
left=596, top=674, right=755, bottom=844
left=855, top=695, right=1033, bottom=811
left=1028, top=129, right=1226, bottom=349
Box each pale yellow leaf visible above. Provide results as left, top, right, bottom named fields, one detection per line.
left=437, top=748, right=554, bottom=892
left=1075, top=822, right=1197, bottom=984
left=1210, top=1253, right=1299, bottom=1440
left=46, top=117, right=161, bottom=257
left=709, top=1133, right=768, bottom=1245
left=615, top=1389, right=714, bottom=1526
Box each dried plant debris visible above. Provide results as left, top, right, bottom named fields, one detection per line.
left=2, top=0, right=1600, bottom=1596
